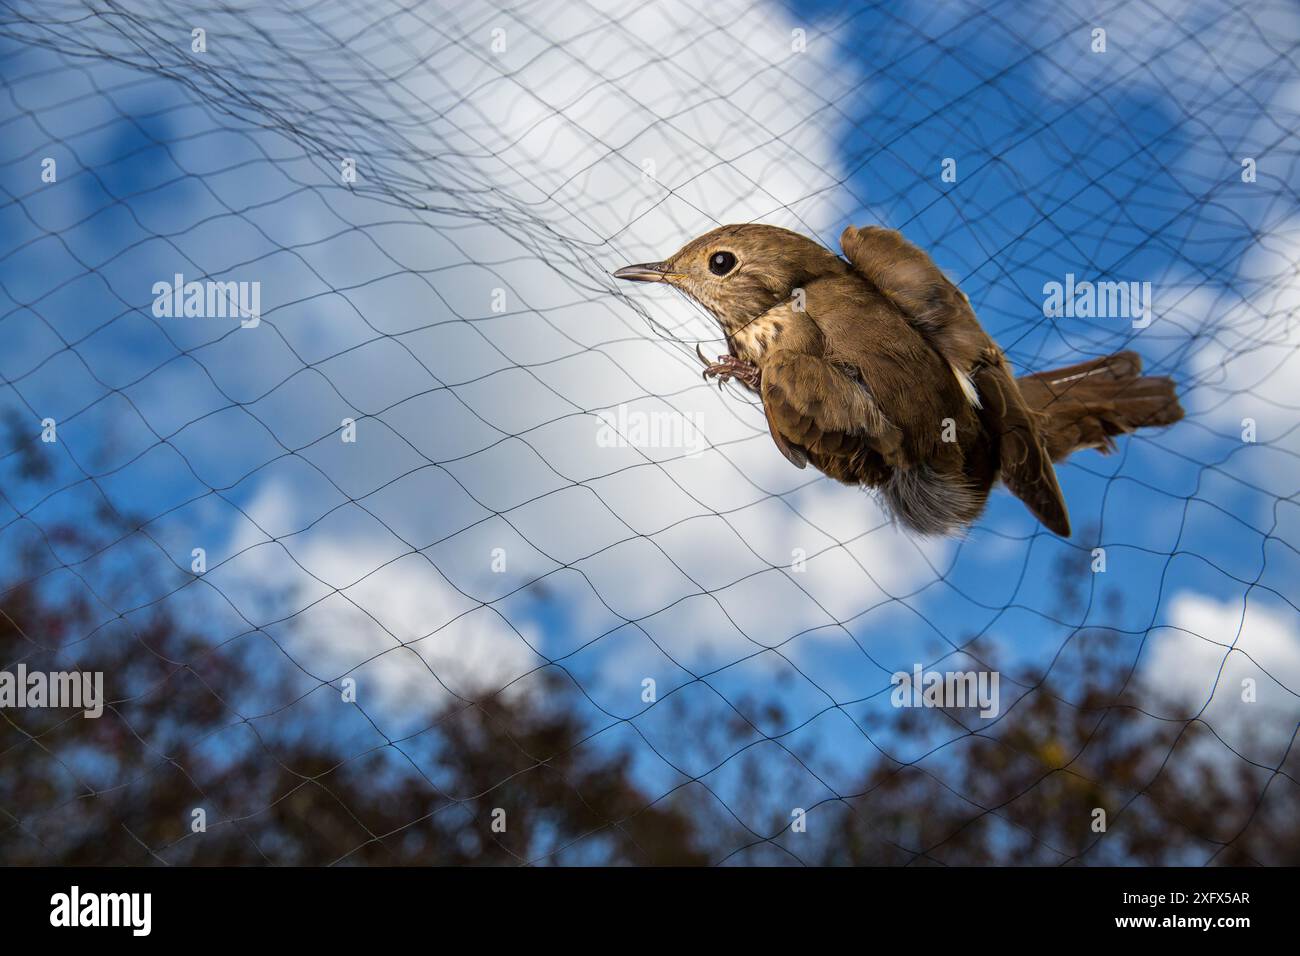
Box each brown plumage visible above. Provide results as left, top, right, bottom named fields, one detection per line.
left=614, top=223, right=1184, bottom=537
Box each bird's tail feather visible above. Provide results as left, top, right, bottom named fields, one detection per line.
left=1017, top=350, right=1184, bottom=461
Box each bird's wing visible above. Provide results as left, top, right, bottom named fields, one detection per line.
left=839, top=225, right=988, bottom=405
left=840, top=225, right=1071, bottom=535
left=973, top=362, right=1072, bottom=536
left=762, top=401, right=808, bottom=468
left=760, top=348, right=905, bottom=470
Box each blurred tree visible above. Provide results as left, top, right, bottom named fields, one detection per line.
left=1, top=517, right=1294, bottom=865
left=799, top=626, right=1299, bottom=865
left=0, top=519, right=707, bottom=865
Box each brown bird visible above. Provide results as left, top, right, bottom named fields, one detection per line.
left=614, top=223, right=1184, bottom=536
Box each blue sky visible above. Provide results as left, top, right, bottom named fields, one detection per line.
left=1, top=0, right=1297, bottom=862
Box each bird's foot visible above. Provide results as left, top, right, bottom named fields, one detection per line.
left=696, top=346, right=760, bottom=389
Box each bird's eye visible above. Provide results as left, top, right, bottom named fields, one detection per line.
left=709, top=251, right=737, bottom=276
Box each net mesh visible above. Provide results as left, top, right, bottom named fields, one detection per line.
left=0, top=0, right=1297, bottom=865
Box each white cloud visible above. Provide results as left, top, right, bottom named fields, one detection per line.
left=1147, top=592, right=1300, bottom=767
left=1185, top=221, right=1300, bottom=450
left=214, top=479, right=546, bottom=726
left=2, top=0, right=938, bottom=722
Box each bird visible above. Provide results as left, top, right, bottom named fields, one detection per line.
left=613, top=223, right=1184, bottom=537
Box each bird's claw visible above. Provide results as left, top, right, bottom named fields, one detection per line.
left=697, top=348, right=760, bottom=389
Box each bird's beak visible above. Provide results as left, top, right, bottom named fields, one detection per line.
left=613, top=261, right=678, bottom=283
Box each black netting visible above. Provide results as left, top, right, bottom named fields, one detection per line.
left=0, top=0, right=1297, bottom=865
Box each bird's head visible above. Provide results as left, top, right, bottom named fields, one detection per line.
left=613, top=223, right=846, bottom=332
